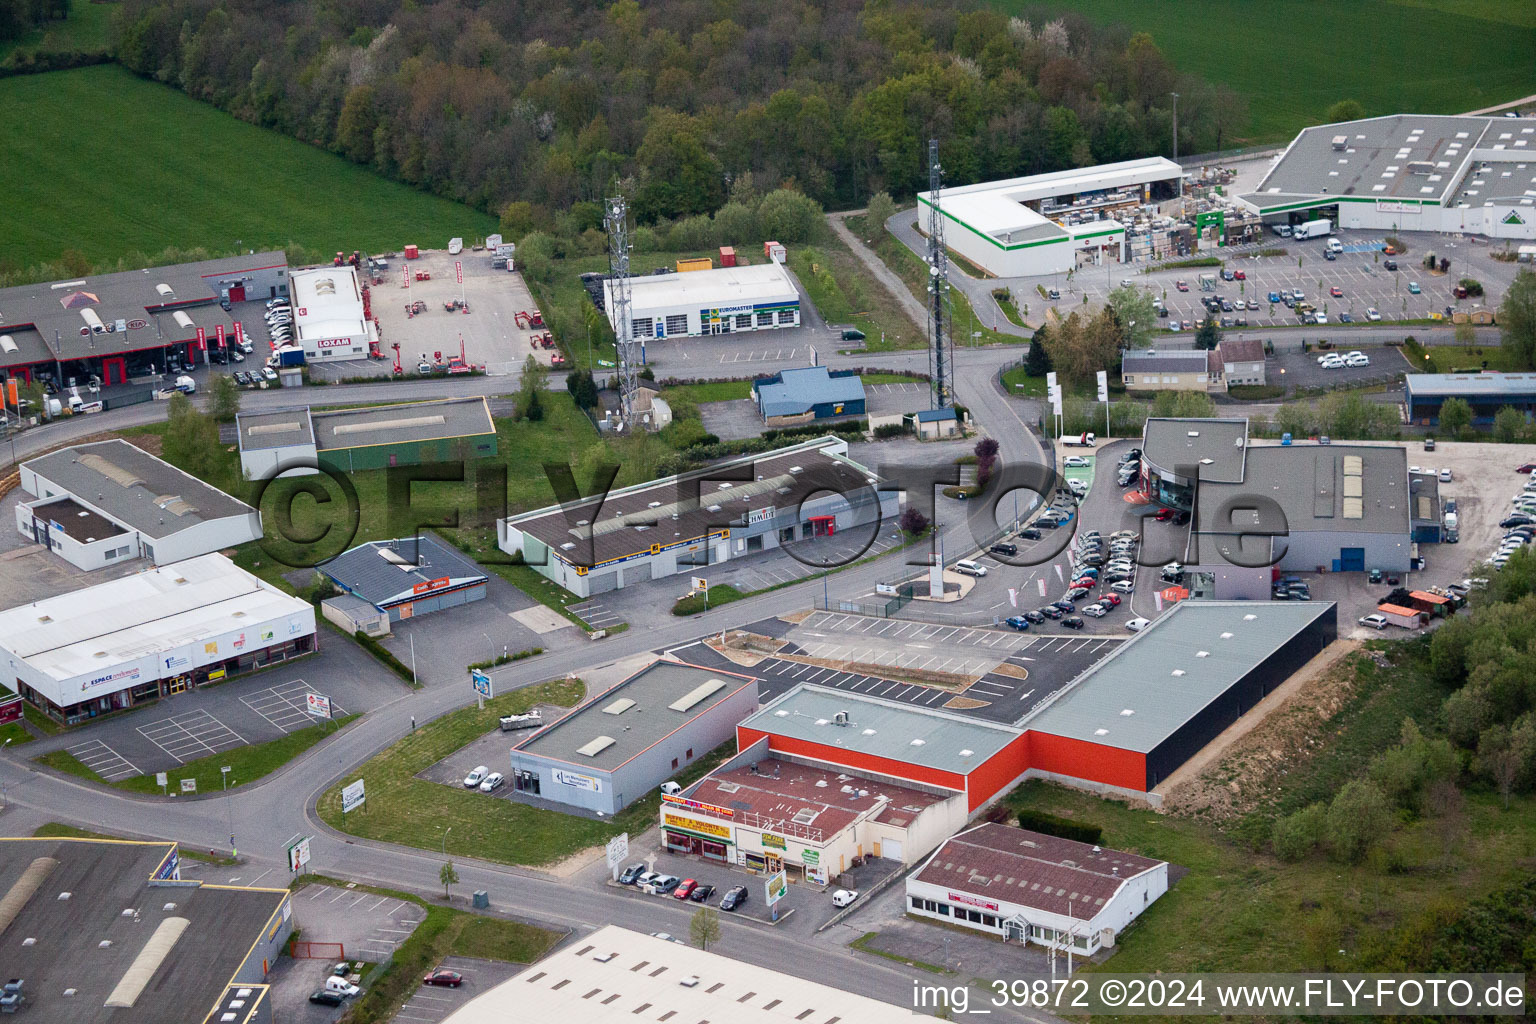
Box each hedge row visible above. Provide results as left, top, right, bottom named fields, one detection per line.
left=353, top=631, right=418, bottom=686
left=466, top=647, right=543, bottom=672
left=1016, top=809, right=1104, bottom=846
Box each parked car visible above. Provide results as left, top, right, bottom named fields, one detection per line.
left=674, top=879, right=698, bottom=900
left=478, top=772, right=505, bottom=793
left=1099, top=593, right=1121, bottom=607
left=619, top=863, right=647, bottom=885
left=990, top=542, right=1018, bottom=557
left=953, top=559, right=987, bottom=577
left=310, top=990, right=346, bottom=1006
left=1126, top=618, right=1151, bottom=632
left=324, top=978, right=361, bottom=997
left=1110, top=580, right=1136, bottom=593
left=1385, top=259, right=1398, bottom=271
left=1004, top=615, right=1030, bottom=631
left=1023, top=610, right=1046, bottom=624
left=1052, top=600, right=1075, bottom=613
left=651, top=875, right=681, bottom=895
left=1019, top=527, right=1042, bottom=540
left=1359, top=614, right=1389, bottom=630
left=1063, top=455, right=1091, bottom=468
left=1061, top=616, right=1085, bottom=630
left=1039, top=605, right=1064, bottom=619
left=423, top=969, right=464, bottom=988
left=1176, top=280, right=1189, bottom=291
left=1408, top=281, right=1421, bottom=294
left=1330, top=286, right=1344, bottom=298
left=463, top=766, right=488, bottom=788
left=1366, top=307, right=1382, bottom=321
left=1083, top=603, right=1108, bottom=618
left=831, top=889, right=860, bottom=908
left=689, top=883, right=716, bottom=903
left=720, top=885, right=749, bottom=911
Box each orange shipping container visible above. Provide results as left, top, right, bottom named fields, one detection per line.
left=676, top=257, right=712, bottom=273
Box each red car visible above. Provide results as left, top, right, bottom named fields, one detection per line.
left=423, top=969, right=464, bottom=988
left=1234, top=269, right=1247, bottom=280
left=1329, top=286, right=1343, bottom=297
left=1154, top=507, right=1177, bottom=522
left=1176, top=280, right=1190, bottom=292
left=1070, top=578, right=1096, bottom=591
left=1100, top=593, right=1122, bottom=607
left=1518, top=463, right=1536, bottom=474
left=674, top=879, right=698, bottom=900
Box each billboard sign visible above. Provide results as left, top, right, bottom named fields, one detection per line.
left=553, top=768, right=603, bottom=792
left=691, top=577, right=708, bottom=593
left=306, top=692, right=332, bottom=718
left=662, top=794, right=735, bottom=819
left=761, top=833, right=786, bottom=850
left=765, top=869, right=787, bottom=906
left=605, top=832, right=630, bottom=881
left=0, top=695, right=21, bottom=726
left=663, top=813, right=730, bottom=840
left=471, top=670, right=492, bottom=698
left=181, top=778, right=197, bottom=793
left=287, top=835, right=312, bottom=872
left=455, top=260, right=464, bottom=284
left=342, top=778, right=366, bottom=813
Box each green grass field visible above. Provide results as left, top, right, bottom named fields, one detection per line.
left=0, top=65, right=496, bottom=269
left=1003, top=0, right=1536, bottom=141
left=0, top=2, right=114, bottom=60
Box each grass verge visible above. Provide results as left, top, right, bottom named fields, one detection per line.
left=316, top=681, right=612, bottom=867
left=866, top=217, right=1023, bottom=347
left=295, top=875, right=561, bottom=1024
left=0, top=722, right=33, bottom=746
left=32, top=823, right=238, bottom=865
left=994, top=290, right=1026, bottom=328
left=672, top=584, right=746, bottom=616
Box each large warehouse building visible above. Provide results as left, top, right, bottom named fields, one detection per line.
left=499, top=435, right=898, bottom=598
left=1237, top=114, right=1536, bottom=240
left=906, top=824, right=1168, bottom=954
left=0, top=836, right=294, bottom=1024
left=288, top=264, right=375, bottom=361
left=508, top=660, right=760, bottom=816
left=439, top=926, right=924, bottom=1024
left=604, top=262, right=800, bottom=339
left=0, top=252, right=288, bottom=386
left=16, top=439, right=262, bottom=570
left=319, top=534, right=488, bottom=623
left=916, top=157, right=1183, bottom=277
left=0, top=553, right=316, bottom=723
left=236, top=397, right=497, bottom=478
left=1023, top=601, right=1337, bottom=794
left=1403, top=372, right=1536, bottom=424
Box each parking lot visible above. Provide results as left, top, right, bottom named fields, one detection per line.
left=1028, top=227, right=1524, bottom=331
left=1271, top=344, right=1410, bottom=392
left=268, top=881, right=429, bottom=1024
left=395, top=956, right=522, bottom=1024
left=24, top=636, right=404, bottom=780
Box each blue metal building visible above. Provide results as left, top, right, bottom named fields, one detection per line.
left=753, top=366, right=866, bottom=421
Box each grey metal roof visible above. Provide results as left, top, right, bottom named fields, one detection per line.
left=1239, top=114, right=1501, bottom=211
left=0, top=251, right=287, bottom=366
left=916, top=408, right=958, bottom=423
left=1445, top=146, right=1536, bottom=209
left=1405, top=372, right=1536, bottom=398
left=0, top=837, right=287, bottom=1024
left=1123, top=350, right=1210, bottom=374
left=1024, top=600, right=1334, bottom=752
left=1410, top=470, right=1441, bottom=525
left=504, top=436, right=882, bottom=568
left=22, top=495, right=126, bottom=543
left=515, top=660, right=758, bottom=772
left=235, top=407, right=316, bottom=452
left=23, top=439, right=256, bottom=539
left=0, top=326, right=56, bottom=371
left=319, top=533, right=488, bottom=608
left=310, top=397, right=495, bottom=451
left=1196, top=444, right=1411, bottom=537
left=739, top=683, right=1020, bottom=775
left=753, top=367, right=865, bottom=418
left=1142, top=417, right=1249, bottom=483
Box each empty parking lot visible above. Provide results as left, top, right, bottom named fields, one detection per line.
left=138, top=708, right=247, bottom=764
left=242, top=679, right=347, bottom=733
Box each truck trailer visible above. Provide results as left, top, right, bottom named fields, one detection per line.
left=1292, top=219, right=1333, bottom=240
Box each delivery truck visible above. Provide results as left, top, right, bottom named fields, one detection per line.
left=1060, top=432, right=1097, bottom=448
left=1292, top=219, right=1333, bottom=240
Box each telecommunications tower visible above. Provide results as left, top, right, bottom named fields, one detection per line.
left=605, top=195, right=640, bottom=429
left=925, top=139, right=954, bottom=409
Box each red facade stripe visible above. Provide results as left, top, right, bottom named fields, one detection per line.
left=1027, top=731, right=1146, bottom=791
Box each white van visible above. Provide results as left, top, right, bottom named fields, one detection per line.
left=1326, top=237, right=1344, bottom=253
left=953, top=559, right=988, bottom=577
left=324, top=977, right=360, bottom=997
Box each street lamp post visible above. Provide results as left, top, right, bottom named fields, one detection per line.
left=442, top=826, right=453, bottom=856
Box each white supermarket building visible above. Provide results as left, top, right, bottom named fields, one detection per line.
left=0, top=553, right=316, bottom=724
left=604, top=262, right=800, bottom=340
left=916, top=157, right=1184, bottom=277
left=1237, top=113, right=1536, bottom=240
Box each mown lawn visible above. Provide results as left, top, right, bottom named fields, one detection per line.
left=0, top=65, right=495, bottom=269
left=34, top=715, right=357, bottom=793
left=996, top=0, right=1536, bottom=141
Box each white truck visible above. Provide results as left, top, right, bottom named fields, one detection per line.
left=174, top=374, right=197, bottom=394
left=1292, top=219, right=1333, bottom=240
left=1060, top=432, right=1097, bottom=448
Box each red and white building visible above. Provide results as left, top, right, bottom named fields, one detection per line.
left=906, top=823, right=1168, bottom=954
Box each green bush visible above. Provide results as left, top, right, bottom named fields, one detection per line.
left=1016, top=809, right=1103, bottom=846
left=1270, top=803, right=1327, bottom=862
left=354, top=632, right=417, bottom=685
left=466, top=648, right=544, bottom=672
left=873, top=422, right=911, bottom=438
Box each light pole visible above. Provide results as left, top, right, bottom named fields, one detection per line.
left=1171, top=92, right=1181, bottom=198
left=482, top=633, right=495, bottom=666
left=442, top=826, right=453, bottom=856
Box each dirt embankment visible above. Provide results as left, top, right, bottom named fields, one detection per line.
left=1159, top=641, right=1376, bottom=822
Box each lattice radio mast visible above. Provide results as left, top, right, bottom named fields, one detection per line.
left=926, top=139, right=954, bottom=410
left=605, top=195, right=640, bottom=430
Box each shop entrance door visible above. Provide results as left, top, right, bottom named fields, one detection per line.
left=168, top=677, right=188, bottom=695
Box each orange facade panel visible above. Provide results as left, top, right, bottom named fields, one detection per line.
left=1028, top=731, right=1148, bottom=792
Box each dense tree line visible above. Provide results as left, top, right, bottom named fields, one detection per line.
left=111, top=0, right=1243, bottom=229
left=0, top=0, right=69, bottom=43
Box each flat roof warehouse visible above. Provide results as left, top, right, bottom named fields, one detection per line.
left=236, top=397, right=495, bottom=453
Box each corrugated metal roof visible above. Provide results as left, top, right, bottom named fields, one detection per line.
left=753, top=366, right=865, bottom=419
left=318, top=534, right=488, bottom=609
left=1406, top=372, right=1536, bottom=397
left=1024, top=601, right=1333, bottom=753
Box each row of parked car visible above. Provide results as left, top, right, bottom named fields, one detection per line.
left=1317, top=350, right=1371, bottom=370
left=617, top=863, right=752, bottom=911
left=1487, top=470, right=1536, bottom=569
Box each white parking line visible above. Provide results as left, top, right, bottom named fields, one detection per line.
left=67, top=739, right=140, bottom=782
